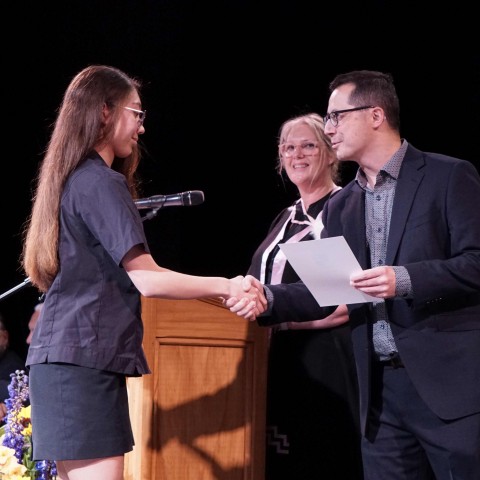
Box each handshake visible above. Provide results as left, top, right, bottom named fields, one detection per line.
left=222, top=265, right=397, bottom=321
left=223, top=275, right=267, bottom=321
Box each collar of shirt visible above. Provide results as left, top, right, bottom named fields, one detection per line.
left=355, top=139, right=409, bottom=190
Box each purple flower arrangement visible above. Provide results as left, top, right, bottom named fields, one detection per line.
left=0, top=370, right=57, bottom=479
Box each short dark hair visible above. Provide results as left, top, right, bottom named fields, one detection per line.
left=329, top=70, right=400, bottom=131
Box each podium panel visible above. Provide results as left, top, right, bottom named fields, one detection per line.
left=124, top=297, right=268, bottom=480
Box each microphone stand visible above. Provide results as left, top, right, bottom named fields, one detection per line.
left=0, top=277, right=32, bottom=302
left=0, top=206, right=160, bottom=302
left=141, top=207, right=161, bottom=221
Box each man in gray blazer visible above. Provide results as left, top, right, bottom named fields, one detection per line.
left=229, top=70, right=480, bottom=480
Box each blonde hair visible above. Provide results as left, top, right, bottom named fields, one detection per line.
left=277, top=112, right=339, bottom=184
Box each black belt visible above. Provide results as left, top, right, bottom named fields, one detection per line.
left=378, top=354, right=404, bottom=369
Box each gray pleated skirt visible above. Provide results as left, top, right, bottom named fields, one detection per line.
left=29, top=363, right=134, bottom=461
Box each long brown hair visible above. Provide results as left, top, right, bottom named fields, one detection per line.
left=22, top=65, right=143, bottom=292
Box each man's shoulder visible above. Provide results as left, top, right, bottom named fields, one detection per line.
left=327, top=180, right=358, bottom=202
left=406, top=143, right=470, bottom=168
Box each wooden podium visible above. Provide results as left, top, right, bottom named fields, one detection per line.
left=124, top=297, right=269, bottom=480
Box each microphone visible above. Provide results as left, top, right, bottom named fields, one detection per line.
left=134, top=190, right=205, bottom=209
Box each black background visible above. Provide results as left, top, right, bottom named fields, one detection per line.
left=1, top=0, right=478, bottom=359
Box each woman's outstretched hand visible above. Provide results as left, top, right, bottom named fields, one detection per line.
left=224, top=275, right=267, bottom=321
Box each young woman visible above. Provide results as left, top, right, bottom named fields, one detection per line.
left=22, top=64, right=264, bottom=480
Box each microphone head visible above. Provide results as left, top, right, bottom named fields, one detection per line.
left=185, top=190, right=205, bottom=206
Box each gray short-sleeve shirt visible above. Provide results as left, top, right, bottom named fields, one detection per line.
left=27, top=152, right=151, bottom=376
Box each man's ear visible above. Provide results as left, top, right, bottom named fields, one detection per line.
left=372, top=106, right=386, bottom=127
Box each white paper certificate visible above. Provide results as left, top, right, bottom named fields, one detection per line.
left=279, top=236, right=376, bottom=306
